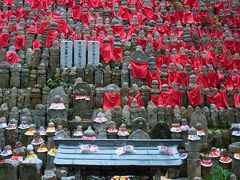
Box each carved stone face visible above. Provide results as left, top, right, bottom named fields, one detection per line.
left=176, top=21, right=183, bottom=30
left=162, top=84, right=169, bottom=92
left=169, top=63, right=176, bottom=72
left=169, top=34, right=177, bottom=45
left=220, top=84, right=225, bottom=90
left=234, top=33, right=240, bottom=40
left=156, top=18, right=163, bottom=28
left=132, top=16, right=139, bottom=26
left=186, top=64, right=192, bottom=74
left=225, top=30, right=233, bottom=41
left=130, top=3, right=136, bottom=13
left=232, top=69, right=238, bottom=76
left=201, top=65, right=208, bottom=75
left=154, top=32, right=160, bottom=42
left=201, top=34, right=211, bottom=47
left=169, top=6, right=175, bottom=15
left=164, top=49, right=170, bottom=57
left=216, top=43, right=223, bottom=56
left=177, top=65, right=184, bottom=72
left=224, top=70, right=230, bottom=79
left=113, top=3, right=120, bottom=14
left=208, top=64, right=214, bottom=71
left=171, top=49, right=177, bottom=58
left=201, top=51, right=207, bottom=59
left=138, top=30, right=145, bottom=39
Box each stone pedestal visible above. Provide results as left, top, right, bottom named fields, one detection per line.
left=68, top=119, right=93, bottom=132
left=107, top=132, right=117, bottom=139
left=185, top=139, right=202, bottom=178
left=46, top=154, right=55, bottom=170
left=0, top=63, right=10, bottom=88
left=201, top=166, right=212, bottom=179
left=229, top=142, right=240, bottom=179
left=0, top=160, right=19, bottom=180
left=0, top=129, right=5, bottom=148
left=18, top=129, right=28, bottom=146
left=37, top=152, right=47, bottom=173
left=19, top=158, right=42, bottom=180
left=10, top=63, right=21, bottom=88
left=21, top=64, right=30, bottom=88
left=6, top=129, right=18, bottom=148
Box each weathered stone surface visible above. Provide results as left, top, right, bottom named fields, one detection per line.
left=0, top=160, right=19, bottom=180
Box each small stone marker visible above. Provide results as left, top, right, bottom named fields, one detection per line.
left=74, top=40, right=87, bottom=68
left=60, top=41, right=73, bottom=68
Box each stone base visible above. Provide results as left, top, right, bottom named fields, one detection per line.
left=68, top=119, right=93, bottom=133
left=187, top=158, right=201, bottom=178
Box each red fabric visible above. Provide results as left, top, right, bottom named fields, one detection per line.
left=151, top=95, right=160, bottom=106
left=46, top=30, right=58, bottom=48
left=111, top=25, right=126, bottom=39
left=215, top=0, right=225, bottom=15
left=148, top=71, right=160, bottom=87
left=224, top=40, right=235, bottom=55
left=9, top=25, right=17, bottom=33
left=225, top=76, right=234, bottom=90
left=152, top=90, right=182, bottom=107
left=187, top=85, right=202, bottom=107
left=197, top=73, right=210, bottom=89
left=88, top=0, right=103, bottom=8
left=112, top=47, right=123, bottom=62
left=126, top=24, right=140, bottom=41
left=234, top=93, right=240, bottom=107
left=103, top=92, right=121, bottom=110
left=101, top=43, right=113, bottom=64
left=208, top=71, right=219, bottom=88
left=130, top=60, right=149, bottom=79
left=185, top=12, right=195, bottom=24
left=81, top=12, right=91, bottom=26
left=6, top=52, right=19, bottom=65
left=218, top=90, right=229, bottom=109
left=27, top=26, right=38, bottom=34
left=183, top=0, right=199, bottom=11
left=15, top=35, right=26, bottom=50
left=128, top=92, right=144, bottom=109
left=58, top=19, right=71, bottom=35
left=232, top=75, right=240, bottom=88
left=32, top=39, right=43, bottom=52
left=38, top=20, right=51, bottom=34
left=174, top=71, right=188, bottom=87
left=138, top=38, right=148, bottom=50
left=3, top=0, right=14, bottom=7
left=0, top=34, right=9, bottom=47
left=72, top=5, right=82, bottom=20
left=57, top=0, right=68, bottom=5
left=206, top=90, right=229, bottom=109
left=169, top=89, right=183, bottom=108
left=142, top=6, right=154, bottom=20
left=118, top=6, right=130, bottom=21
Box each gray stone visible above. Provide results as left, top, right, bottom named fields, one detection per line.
left=47, top=87, right=69, bottom=126
left=190, top=107, right=208, bottom=129
left=60, top=41, right=73, bottom=68
left=20, top=157, right=42, bottom=180
left=74, top=40, right=87, bottom=68
left=73, top=78, right=92, bottom=119
left=88, top=41, right=100, bottom=66
left=147, top=101, right=157, bottom=129
left=0, top=160, right=19, bottom=180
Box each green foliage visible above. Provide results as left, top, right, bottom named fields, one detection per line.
left=205, top=166, right=232, bottom=180
left=47, top=77, right=70, bottom=89
left=28, top=64, right=39, bottom=71
left=121, top=115, right=126, bottom=124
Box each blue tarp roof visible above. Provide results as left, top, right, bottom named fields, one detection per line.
left=54, top=139, right=182, bottom=168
